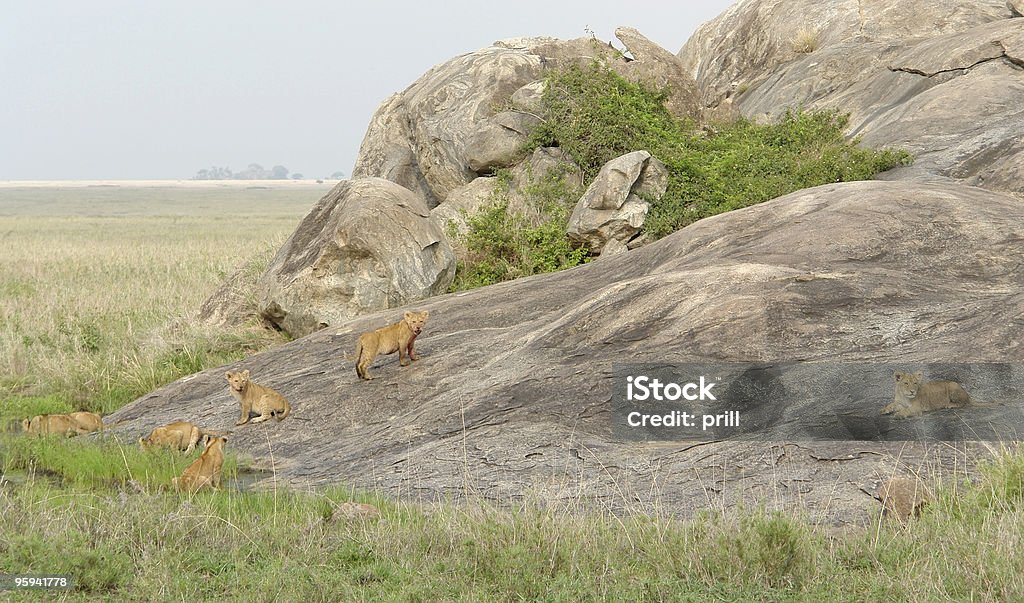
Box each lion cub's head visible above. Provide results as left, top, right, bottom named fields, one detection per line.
left=894, top=371, right=923, bottom=399
left=204, top=435, right=228, bottom=454
left=403, top=310, right=429, bottom=335
left=225, top=370, right=251, bottom=392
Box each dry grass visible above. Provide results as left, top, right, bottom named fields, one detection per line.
left=791, top=26, right=821, bottom=54
left=0, top=183, right=324, bottom=414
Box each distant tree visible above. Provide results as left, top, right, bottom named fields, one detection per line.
left=193, top=166, right=233, bottom=180
left=330, top=171, right=346, bottom=179
left=291, top=173, right=304, bottom=180
left=270, top=165, right=289, bottom=179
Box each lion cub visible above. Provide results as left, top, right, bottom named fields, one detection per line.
left=172, top=435, right=228, bottom=493
left=226, top=370, right=291, bottom=425
left=22, top=414, right=76, bottom=436
left=139, top=421, right=224, bottom=454
left=881, top=371, right=973, bottom=418
left=355, top=310, right=429, bottom=380
left=68, top=411, right=104, bottom=433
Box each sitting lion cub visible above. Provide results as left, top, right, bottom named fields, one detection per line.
left=881, top=371, right=973, bottom=418
left=139, top=421, right=225, bottom=454
left=226, top=370, right=291, bottom=425
left=172, top=435, right=228, bottom=493
left=355, top=310, right=429, bottom=380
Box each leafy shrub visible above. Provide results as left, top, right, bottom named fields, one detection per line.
left=449, top=167, right=588, bottom=292
left=449, top=61, right=911, bottom=291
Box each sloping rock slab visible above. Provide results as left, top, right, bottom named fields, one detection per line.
left=109, top=180, right=1024, bottom=525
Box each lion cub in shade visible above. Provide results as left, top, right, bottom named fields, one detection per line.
left=139, top=421, right=225, bottom=454
left=881, top=371, right=973, bottom=418
left=226, top=369, right=291, bottom=425
left=173, top=435, right=228, bottom=493
left=355, top=310, right=429, bottom=380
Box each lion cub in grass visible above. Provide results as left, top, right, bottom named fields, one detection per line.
left=173, top=435, right=228, bottom=493
left=22, top=412, right=105, bottom=436
left=139, top=421, right=226, bottom=454
left=881, top=371, right=973, bottom=418
left=226, top=369, right=291, bottom=426
left=355, top=310, right=429, bottom=380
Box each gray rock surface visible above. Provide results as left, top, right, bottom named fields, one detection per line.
left=567, top=151, right=667, bottom=252
left=110, top=180, right=1024, bottom=524
left=254, top=178, right=455, bottom=338
left=678, top=0, right=1013, bottom=108
left=614, top=27, right=701, bottom=118
left=429, top=177, right=497, bottom=238
left=465, top=111, right=542, bottom=174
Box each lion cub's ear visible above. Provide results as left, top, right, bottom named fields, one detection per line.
left=422, top=310, right=429, bottom=318
left=242, top=369, right=250, bottom=379
left=913, top=372, right=923, bottom=379
left=403, top=311, right=413, bottom=320
left=893, top=371, right=904, bottom=380
left=225, top=371, right=234, bottom=380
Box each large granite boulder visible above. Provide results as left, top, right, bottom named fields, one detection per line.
left=679, top=0, right=1024, bottom=194
left=111, top=179, right=1024, bottom=525
left=678, top=0, right=1013, bottom=108
left=353, top=30, right=699, bottom=207
left=254, top=178, right=455, bottom=338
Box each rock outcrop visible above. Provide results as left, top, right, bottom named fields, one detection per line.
left=678, top=0, right=1014, bottom=108
left=112, top=180, right=1024, bottom=524
left=678, top=0, right=1024, bottom=194
left=353, top=29, right=699, bottom=207
left=254, top=178, right=455, bottom=338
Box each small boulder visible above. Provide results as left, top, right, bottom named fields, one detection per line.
left=430, top=177, right=498, bottom=238
left=567, top=151, right=668, bottom=252
left=256, top=178, right=455, bottom=338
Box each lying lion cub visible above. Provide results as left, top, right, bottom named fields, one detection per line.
left=355, top=310, right=429, bottom=380
left=226, top=369, right=291, bottom=425
left=68, top=411, right=104, bottom=433
left=139, top=421, right=226, bottom=454
left=172, top=435, right=228, bottom=493
left=881, top=371, right=974, bottom=418
left=22, top=411, right=105, bottom=436
left=22, top=414, right=76, bottom=436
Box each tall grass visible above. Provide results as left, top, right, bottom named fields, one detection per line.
left=0, top=184, right=318, bottom=418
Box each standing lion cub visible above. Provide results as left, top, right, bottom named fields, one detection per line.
left=172, top=435, right=228, bottom=493
left=226, top=370, right=291, bottom=425
left=355, top=310, right=429, bottom=380
left=881, top=371, right=973, bottom=418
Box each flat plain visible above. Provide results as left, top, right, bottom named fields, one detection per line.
left=0, top=180, right=330, bottom=415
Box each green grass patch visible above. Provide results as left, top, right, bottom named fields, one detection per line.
left=0, top=432, right=238, bottom=490
left=1, top=449, right=1023, bottom=600
left=0, top=394, right=75, bottom=432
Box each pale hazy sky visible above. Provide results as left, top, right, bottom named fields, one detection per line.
left=2, top=1, right=733, bottom=180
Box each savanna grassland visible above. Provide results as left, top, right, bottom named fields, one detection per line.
left=0, top=182, right=320, bottom=421
left=1, top=181, right=1022, bottom=601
